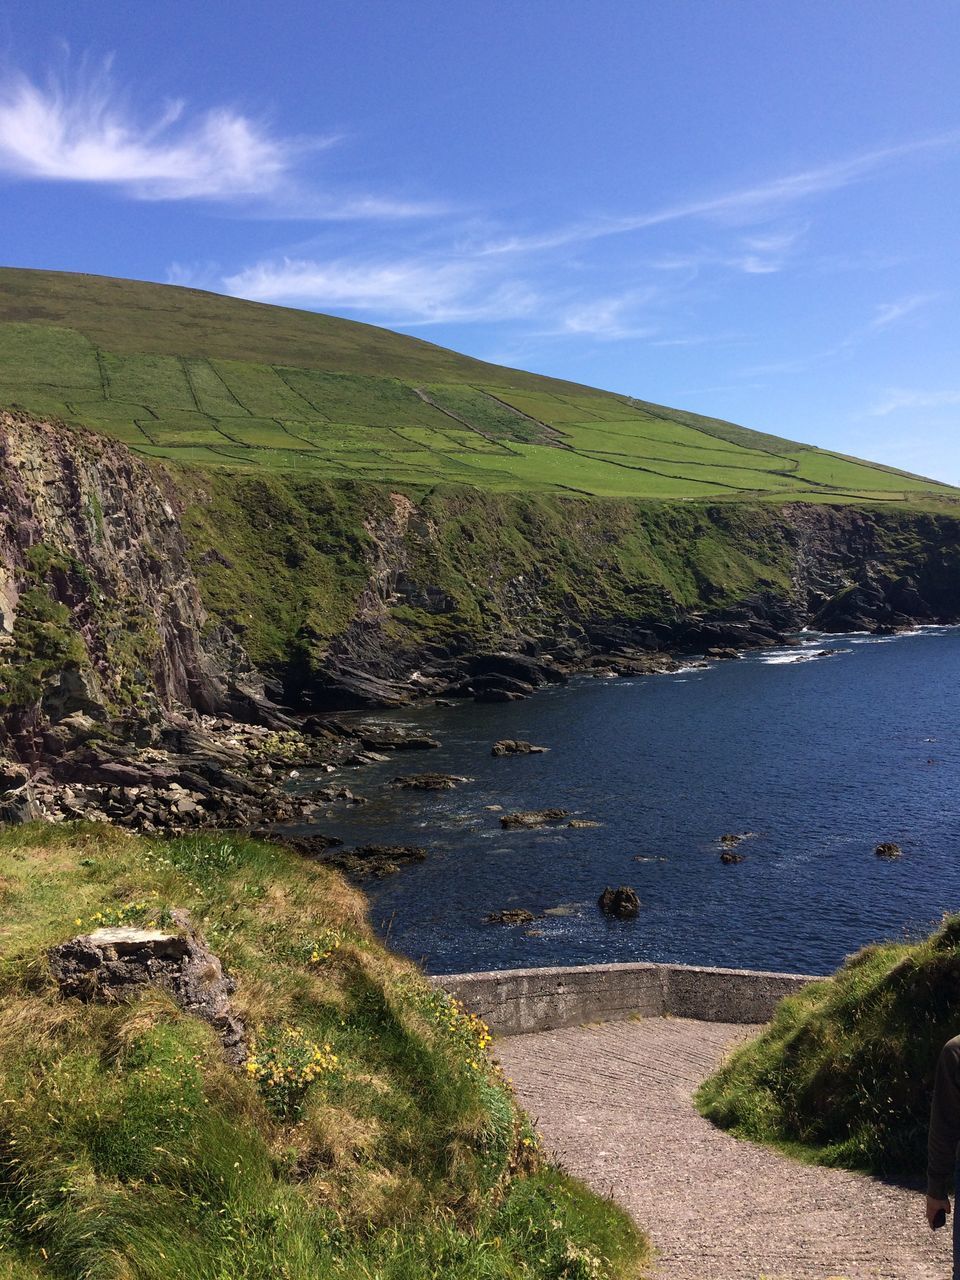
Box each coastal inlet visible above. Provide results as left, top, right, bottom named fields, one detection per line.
left=291, top=627, right=960, bottom=977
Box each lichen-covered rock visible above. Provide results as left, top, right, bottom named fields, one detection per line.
left=48, top=910, right=247, bottom=1063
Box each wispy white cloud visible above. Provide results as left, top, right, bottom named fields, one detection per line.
left=476, top=133, right=960, bottom=256
left=0, top=59, right=316, bottom=200
left=868, top=387, right=960, bottom=416
left=547, top=290, right=659, bottom=341
left=0, top=57, right=444, bottom=219
left=222, top=255, right=540, bottom=324
left=742, top=291, right=942, bottom=377
left=867, top=292, right=940, bottom=331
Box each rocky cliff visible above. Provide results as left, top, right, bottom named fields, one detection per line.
left=3, top=411, right=960, bottom=746
left=0, top=411, right=280, bottom=760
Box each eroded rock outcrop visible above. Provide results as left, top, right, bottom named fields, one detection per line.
left=48, top=911, right=247, bottom=1063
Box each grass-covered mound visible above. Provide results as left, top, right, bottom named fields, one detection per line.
left=697, top=917, right=960, bottom=1176
left=0, top=823, right=648, bottom=1279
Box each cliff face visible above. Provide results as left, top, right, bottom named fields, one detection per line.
left=2, top=412, right=960, bottom=740
left=0, top=412, right=274, bottom=756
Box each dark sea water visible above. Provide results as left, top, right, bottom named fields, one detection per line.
left=300, top=628, right=960, bottom=977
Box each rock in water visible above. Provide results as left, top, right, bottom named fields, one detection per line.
left=392, top=773, right=467, bottom=790
left=597, top=886, right=641, bottom=918
left=491, top=740, right=549, bottom=757
left=875, top=842, right=903, bottom=859
left=500, top=809, right=570, bottom=829
left=48, top=911, right=247, bottom=1063
left=720, top=851, right=745, bottom=865
left=486, top=908, right=537, bottom=924
left=321, top=844, right=427, bottom=879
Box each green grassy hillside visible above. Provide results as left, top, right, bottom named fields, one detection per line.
left=0, top=823, right=647, bottom=1279
left=696, top=916, right=960, bottom=1177
left=0, top=267, right=952, bottom=504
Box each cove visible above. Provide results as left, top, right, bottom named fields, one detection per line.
left=302, top=628, right=960, bottom=976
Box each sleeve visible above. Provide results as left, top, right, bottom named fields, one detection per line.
left=928, top=1036, right=960, bottom=1198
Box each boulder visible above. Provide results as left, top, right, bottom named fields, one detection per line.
left=491, top=739, right=549, bottom=757
left=312, top=784, right=364, bottom=803
left=48, top=911, right=247, bottom=1064
left=720, top=851, right=745, bottom=865
left=597, top=886, right=641, bottom=919
left=0, top=778, right=41, bottom=824
left=344, top=750, right=392, bottom=766
left=474, top=688, right=528, bottom=703
left=500, top=809, right=570, bottom=829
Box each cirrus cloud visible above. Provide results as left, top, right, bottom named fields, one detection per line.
left=0, top=59, right=317, bottom=200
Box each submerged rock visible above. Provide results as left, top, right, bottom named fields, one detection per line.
left=500, top=809, right=570, bottom=829
left=720, top=851, right=745, bottom=865
left=486, top=908, right=537, bottom=925
left=597, top=886, right=640, bottom=919
left=568, top=818, right=601, bottom=829
left=491, top=739, right=550, bottom=757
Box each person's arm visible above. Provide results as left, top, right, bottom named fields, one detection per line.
left=927, top=1036, right=960, bottom=1212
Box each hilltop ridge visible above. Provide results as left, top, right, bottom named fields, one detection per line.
left=0, top=267, right=951, bottom=503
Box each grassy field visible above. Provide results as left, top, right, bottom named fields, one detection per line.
left=696, top=915, right=960, bottom=1177
left=0, top=823, right=648, bottom=1279
left=0, top=267, right=953, bottom=505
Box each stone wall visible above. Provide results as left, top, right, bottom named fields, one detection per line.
left=432, top=961, right=817, bottom=1035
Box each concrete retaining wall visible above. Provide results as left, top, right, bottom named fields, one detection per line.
left=432, top=961, right=817, bottom=1035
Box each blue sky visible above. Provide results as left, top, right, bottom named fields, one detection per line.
left=1, top=1, right=959, bottom=480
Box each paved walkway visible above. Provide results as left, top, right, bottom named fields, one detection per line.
left=496, top=1018, right=949, bottom=1280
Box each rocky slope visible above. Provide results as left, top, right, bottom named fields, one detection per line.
left=1, top=410, right=959, bottom=830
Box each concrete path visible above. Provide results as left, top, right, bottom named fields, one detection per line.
left=496, top=1018, right=949, bottom=1280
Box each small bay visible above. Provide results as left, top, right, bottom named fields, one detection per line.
left=302, top=628, right=960, bottom=976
